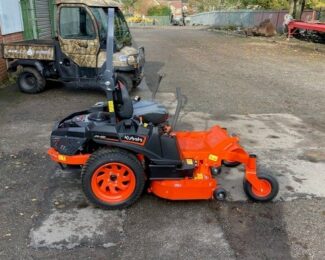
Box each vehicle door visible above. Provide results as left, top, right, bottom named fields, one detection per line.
left=57, top=4, right=100, bottom=70
left=91, top=7, right=133, bottom=69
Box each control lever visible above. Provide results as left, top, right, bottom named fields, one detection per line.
left=152, top=72, right=165, bottom=100
left=171, top=87, right=185, bottom=131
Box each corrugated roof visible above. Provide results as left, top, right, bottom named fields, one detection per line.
left=56, top=0, right=121, bottom=7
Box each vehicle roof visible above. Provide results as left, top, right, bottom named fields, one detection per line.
left=56, top=0, right=121, bottom=7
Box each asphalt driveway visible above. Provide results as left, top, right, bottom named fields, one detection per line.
left=0, top=27, right=324, bottom=259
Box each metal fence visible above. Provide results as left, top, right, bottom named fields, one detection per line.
left=127, top=16, right=170, bottom=27
left=189, top=10, right=316, bottom=32
left=320, top=10, right=325, bottom=21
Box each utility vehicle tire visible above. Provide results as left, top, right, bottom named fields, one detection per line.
left=117, top=73, right=133, bottom=92
left=133, top=79, right=142, bottom=89
left=17, top=67, right=46, bottom=94
left=223, top=161, right=241, bottom=167
left=81, top=148, right=145, bottom=210
left=243, top=174, right=279, bottom=202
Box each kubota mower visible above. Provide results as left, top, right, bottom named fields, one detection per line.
left=47, top=8, right=279, bottom=209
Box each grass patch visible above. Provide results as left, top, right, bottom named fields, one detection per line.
left=0, top=73, right=17, bottom=89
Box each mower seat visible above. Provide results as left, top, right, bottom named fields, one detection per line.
left=116, top=83, right=168, bottom=125
left=133, top=100, right=168, bottom=125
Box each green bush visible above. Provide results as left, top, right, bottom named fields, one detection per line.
left=147, top=6, right=171, bottom=16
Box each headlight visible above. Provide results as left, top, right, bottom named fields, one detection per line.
left=127, top=55, right=137, bottom=65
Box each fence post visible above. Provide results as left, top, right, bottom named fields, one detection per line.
left=275, top=11, right=280, bottom=32
left=261, top=10, right=265, bottom=22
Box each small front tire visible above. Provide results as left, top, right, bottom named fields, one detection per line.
left=213, top=188, right=227, bottom=201
left=243, top=174, right=279, bottom=202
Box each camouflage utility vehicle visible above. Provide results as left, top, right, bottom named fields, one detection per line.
left=0, top=0, right=144, bottom=93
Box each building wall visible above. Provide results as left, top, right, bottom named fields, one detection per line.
left=35, top=0, right=52, bottom=39
left=0, top=0, right=24, bottom=82
left=0, top=31, right=24, bottom=81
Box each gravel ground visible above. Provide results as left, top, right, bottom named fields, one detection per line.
left=0, top=27, right=324, bottom=259
left=136, top=27, right=325, bottom=130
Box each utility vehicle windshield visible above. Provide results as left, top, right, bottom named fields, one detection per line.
left=91, top=7, right=132, bottom=50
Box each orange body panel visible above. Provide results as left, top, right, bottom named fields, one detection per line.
left=174, top=126, right=246, bottom=166
left=150, top=126, right=263, bottom=201
left=150, top=126, right=237, bottom=200
left=47, top=148, right=89, bottom=165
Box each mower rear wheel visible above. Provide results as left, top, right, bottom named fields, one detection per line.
left=243, top=174, right=279, bottom=202
left=81, top=149, right=145, bottom=209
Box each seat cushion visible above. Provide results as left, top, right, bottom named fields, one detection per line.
left=133, top=100, right=168, bottom=125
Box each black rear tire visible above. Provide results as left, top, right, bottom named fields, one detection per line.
left=243, top=174, right=279, bottom=202
left=17, top=67, right=46, bottom=94
left=81, top=148, right=145, bottom=210
left=117, top=73, right=133, bottom=92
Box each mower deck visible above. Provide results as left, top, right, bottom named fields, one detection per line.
left=149, top=126, right=263, bottom=200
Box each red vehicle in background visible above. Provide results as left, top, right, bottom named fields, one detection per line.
left=285, top=12, right=325, bottom=42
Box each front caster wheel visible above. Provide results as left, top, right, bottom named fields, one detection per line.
left=243, top=174, right=279, bottom=202
left=81, top=149, right=145, bottom=210
left=213, top=188, right=227, bottom=201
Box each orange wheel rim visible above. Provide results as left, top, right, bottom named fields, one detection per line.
left=91, top=162, right=136, bottom=204
left=252, top=180, right=272, bottom=197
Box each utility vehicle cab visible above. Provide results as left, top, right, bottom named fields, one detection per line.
left=56, top=0, right=144, bottom=89
left=2, top=0, right=144, bottom=93
left=57, top=1, right=136, bottom=69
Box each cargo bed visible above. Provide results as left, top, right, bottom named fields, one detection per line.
left=2, top=40, right=55, bottom=61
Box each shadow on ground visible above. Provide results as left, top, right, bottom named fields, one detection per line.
left=143, top=61, right=165, bottom=92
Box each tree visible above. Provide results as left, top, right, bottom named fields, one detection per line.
left=188, top=0, right=289, bottom=11
left=121, top=0, right=139, bottom=14
left=289, top=0, right=305, bottom=19
left=147, top=6, right=172, bottom=16
left=188, top=0, right=323, bottom=17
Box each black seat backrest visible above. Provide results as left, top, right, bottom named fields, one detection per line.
left=115, top=82, right=133, bottom=119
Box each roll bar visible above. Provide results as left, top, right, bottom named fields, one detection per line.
left=100, top=7, right=115, bottom=93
